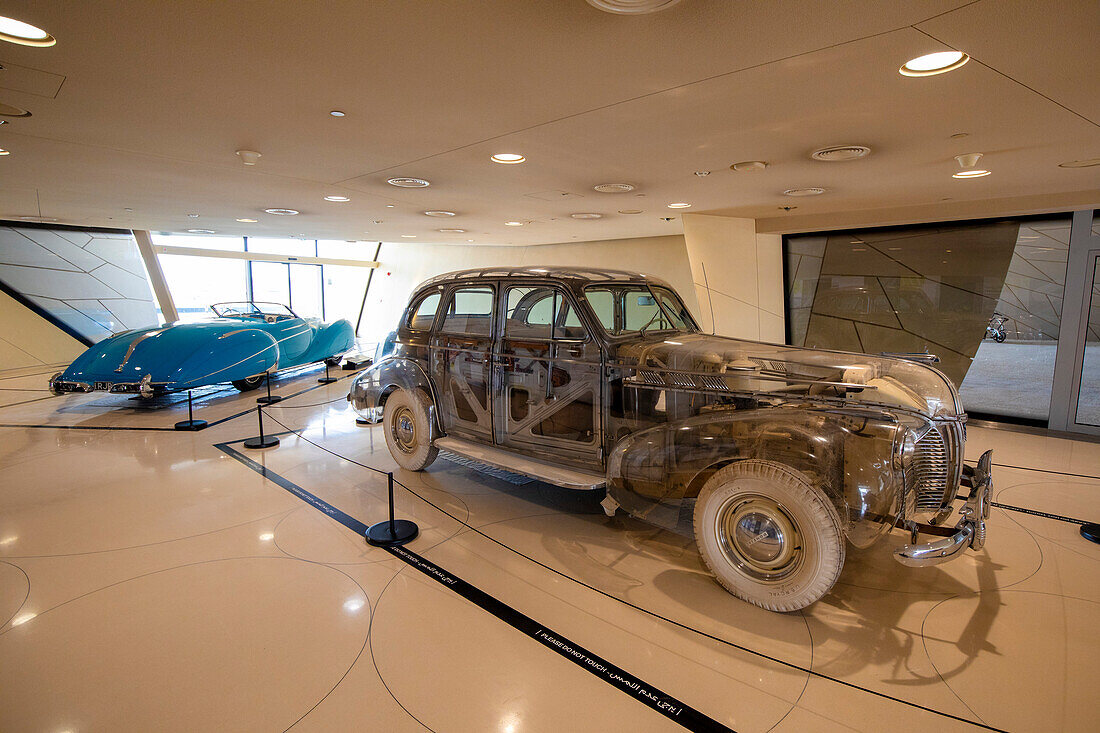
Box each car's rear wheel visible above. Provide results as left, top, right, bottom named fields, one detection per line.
left=693, top=460, right=844, bottom=612
left=232, top=375, right=265, bottom=392
left=383, top=388, right=438, bottom=471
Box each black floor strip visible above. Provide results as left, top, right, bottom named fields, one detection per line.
left=215, top=440, right=731, bottom=732
left=990, top=502, right=1088, bottom=525
left=216, top=438, right=1010, bottom=732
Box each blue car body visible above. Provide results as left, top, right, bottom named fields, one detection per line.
left=49, top=302, right=355, bottom=397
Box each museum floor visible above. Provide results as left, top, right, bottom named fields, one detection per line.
left=0, top=363, right=1097, bottom=733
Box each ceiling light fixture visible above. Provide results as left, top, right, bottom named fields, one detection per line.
left=329, top=110, right=346, bottom=117
left=400, top=234, right=416, bottom=238
left=187, top=229, right=216, bottom=234
left=1058, top=158, right=1100, bottom=168
left=783, top=187, right=826, bottom=196
left=187, top=213, right=200, bottom=218
left=731, top=161, right=767, bottom=172
left=235, top=149, right=262, bottom=165
left=593, top=183, right=635, bottom=193
left=666, top=202, right=692, bottom=209
left=423, top=210, right=456, bottom=217
left=438, top=228, right=466, bottom=233
left=900, top=51, right=969, bottom=77
left=586, top=0, right=682, bottom=14
left=264, top=208, right=299, bottom=215
left=0, top=102, right=31, bottom=118
left=952, top=152, right=990, bottom=178
left=0, top=148, right=9, bottom=156
left=236, top=218, right=258, bottom=223
left=811, top=145, right=871, bottom=162
left=385, top=204, right=395, bottom=208
left=953, top=169, right=991, bottom=178
left=387, top=177, right=431, bottom=188
left=0, top=15, right=56, bottom=47
left=570, top=212, right=602, bottom=219
left=694, top=171, right=711, bottom=177
left=504, top=221, right=524, bottom=226
left=618, top=209, right=642, bottom=214
left=324, top=195, right=351, bottom=202
left=491, top=153, right=526, bottom=164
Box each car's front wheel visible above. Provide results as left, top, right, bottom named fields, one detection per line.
left=231, top=375, right=265, bottom=392
left=383, top=388, right=438, bottom=471
left=693, top=460, right=844, bottom=612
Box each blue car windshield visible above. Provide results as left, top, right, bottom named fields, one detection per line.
left=210, top=302, right=297, bottom=319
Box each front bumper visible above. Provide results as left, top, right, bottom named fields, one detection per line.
left=893, top=449, right=992, bottom=567
left=49, top=373, right=165, bottom=397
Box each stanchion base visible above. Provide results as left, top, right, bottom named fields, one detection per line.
left=355, top=418, right=373, bottom=426
left=366, top=519, right=419, bottom=547
left=1081, top=523, right=1100, bottom=544
left=174, top=419, right=208, bottom=431
left=317, top=377, right=338, bottom=384
left=243, top=435, right=280, bottom=449
left=256, top=395, right=283, bottom=404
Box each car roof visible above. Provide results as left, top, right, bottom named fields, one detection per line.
left=416, top=266, right=673, bottom=290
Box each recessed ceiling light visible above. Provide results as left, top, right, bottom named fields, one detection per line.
left=387, top=177, right=431, bottom=188
left=666, top=202, right=692, bottom=209
left=187, top=229, right=217, bottom=234
left=264, top=208, right=299, bottom=216
left=324, top=195, right=351, bottom=202
left=1058, top=158, right=1100, bottom=168
left=0, top=15, right=56, bottom=47
left=0, top=102, right=31, bottom=118
left=593, top=183, right=636, bottom=193
left=0, top=120, right=7, bottom=125
left=329, top=110, right=346, bottom=117
left=694, top=171, right=711, bottom=177
left=783, top=187, right=826, bottom=196
left=586, top=0, right=682, bottom=14
left=187, top=213, right=200, bottom=218
left=618, top=209, right=643, bottom=214
left=570, top=212, right=602, bottom=219
left=950, top=132, right=969, bottom=139
left=731, top=161, right=767, bottom=172
left=18, top=215, right=58, bottom=222
left=0, top=148, right=9, bottom=156
left=438, top=228, right=466, bottom=233
left=900, top=51, right=969, bottom=77
left=236, top=218, right=258, bottom=223
left=504, top=221, right=524, bottom=226
left=423, top=210, right=456, bottom=217
left=235, top=149, right=261, bottom=165
left=401, top=234, right=416, bottom=238
left=491, top=153, right=526, bottom=164
left=811, top=145, right=871, bottom=162
left=778, top=206, right=797, bottom=211
left=385, top=204, right=395, bottom=208
left=952, top=169, right=991, bottom=178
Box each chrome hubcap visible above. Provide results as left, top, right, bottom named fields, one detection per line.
left=715, top=493, right=803, bottom=583
left=390, top=406, right=416, bottom=453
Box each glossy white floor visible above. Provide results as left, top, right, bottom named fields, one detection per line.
left=1, top=364, right=1097, bottom=733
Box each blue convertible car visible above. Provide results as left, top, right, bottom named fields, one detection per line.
left=49, top=302, right=356, bottom=397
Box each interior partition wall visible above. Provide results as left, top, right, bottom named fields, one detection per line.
left=783, top=210, right=1098, bottom=434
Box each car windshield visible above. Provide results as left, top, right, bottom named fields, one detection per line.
left=210, top=302, right=297, bottom=319
left=583, top=284, right=697, bottom=336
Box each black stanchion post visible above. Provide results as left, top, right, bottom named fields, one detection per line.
left=257, top=372, right=283, bottom=405
left=1082, top=523, right=1100, bottom=544
left=317, top=361, right=337, bottom=384
left=366, top=471, right=418, bottom=546
left=174, top=389, right=208, bottom=431
left=244, top=403, right=280, bottom=449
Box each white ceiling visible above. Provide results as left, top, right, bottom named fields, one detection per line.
left=0, top=0, right=1097, bottom=245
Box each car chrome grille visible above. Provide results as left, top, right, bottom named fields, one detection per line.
left=905, top=427, right=950, bottom=514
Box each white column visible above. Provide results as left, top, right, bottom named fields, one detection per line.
left=132, top=230, right=179, bottom=323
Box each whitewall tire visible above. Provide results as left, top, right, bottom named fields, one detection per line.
left=693, top=460, right=844, bottom=612
left=383, top=388, right=439, bottom=472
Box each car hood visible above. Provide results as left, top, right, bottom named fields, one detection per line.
left=610, top=332, right=961, bottom=419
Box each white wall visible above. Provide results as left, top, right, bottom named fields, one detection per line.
left=0, top=289, right=86, bottom=371
left=681, top=213, right=785, bottom=343
left=359, top=234, right=700, bottom=342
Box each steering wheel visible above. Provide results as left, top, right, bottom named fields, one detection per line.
left=265, top=315, right=278, bottom=324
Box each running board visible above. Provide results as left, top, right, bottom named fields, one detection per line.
left=433, top=437, right=606, bottom=491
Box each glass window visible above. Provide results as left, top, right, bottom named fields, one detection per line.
left=158, top=253, right=248, bottom=322
left=322, top=265, right=370, bottom=326
left=1075, top=256, right=1100, bottom=427
left=440, top=286, right=494, bottom=335
left=584, top=284, right=692, bottom=335
left=246, top=237, right=316, bottom=257
left=505, top=286, right=586, bottom=339
left=153, top=233, right=244, bottom=252
left=250, top=261, right=291, bottom=308
left=317, top=240, right=379, bottom=260
left=289, top=264, right=323, bottom=319
left=407, top=291, right=441, bottom=330
left=585, top=288, right=615, bottom=331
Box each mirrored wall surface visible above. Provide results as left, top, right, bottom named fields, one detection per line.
left=786, top=216, right=1072, bottom=423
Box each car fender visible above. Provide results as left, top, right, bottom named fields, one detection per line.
left=169, top=328, right=280, bottom=389
left=606, top=406, right=902, bottom=545
left=301, top=318, right=356, bottom=363
left=347, top=356, right=441, bottom=432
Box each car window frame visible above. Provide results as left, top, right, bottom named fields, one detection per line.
left=437, top=282, right=498, bottom=338
left=503, top=283, right=592, bottom=344
left=405, top=287, right=444, bottom=332
left=581, top=282, right=697, bottom=337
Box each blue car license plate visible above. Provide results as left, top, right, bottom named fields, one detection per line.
left=95, top=381, right=111, bottom=391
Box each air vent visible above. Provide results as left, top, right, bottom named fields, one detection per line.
left=264, top=208, right=299, bottom=216
left=387, top=177, right=431, bottom=188
left=811, top=145, right=871, bottom=162
left=593, top=183, right=636, bottom=193
left=423, top=210, right=456, bottom=217
left=783, top=187, right=826, bottom=197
